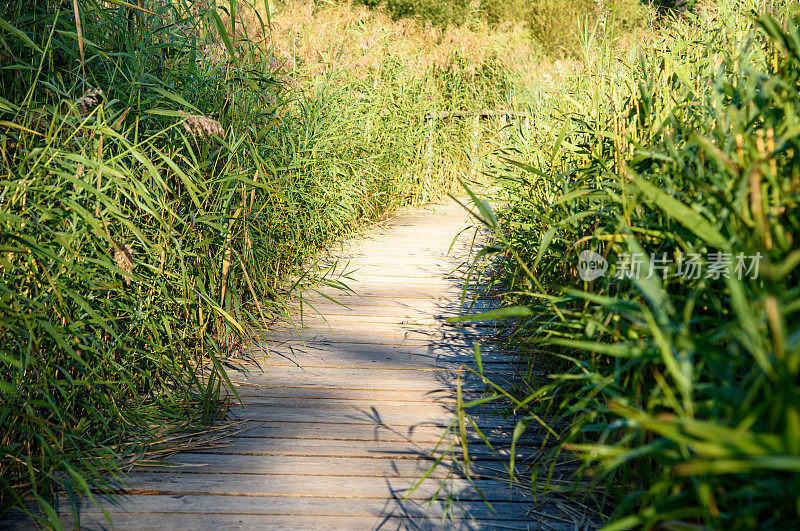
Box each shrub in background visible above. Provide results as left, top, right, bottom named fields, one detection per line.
left=359, top=0, right=474, bottom=26
left=356, top=0, right=650, bottom=56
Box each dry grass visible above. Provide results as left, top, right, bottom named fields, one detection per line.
left=230, top=1, right=541, bottom=84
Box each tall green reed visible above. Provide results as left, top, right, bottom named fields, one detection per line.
left=455, top=1, right=800, bottom=528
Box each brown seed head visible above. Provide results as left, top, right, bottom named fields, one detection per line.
left=113, top=240, right=134, bottom=285
left=179, top=111, right=225, bottom=139
left=77, top=88, right=103, bottom=115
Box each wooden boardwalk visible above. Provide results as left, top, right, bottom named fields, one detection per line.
left=7, top=200, right=580, bottom=529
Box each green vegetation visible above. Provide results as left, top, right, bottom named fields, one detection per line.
left=457, top=0, right=800, bottom=527
left=0, top=0, right=518, bottom=525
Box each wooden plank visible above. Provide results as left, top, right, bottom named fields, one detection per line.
left=227, top=372, right=517, bottom=394
left=289, top=294, right=486, bottom=305
left=318, top=256, right=472, bottom=266
left=137, top=453, right=451, bottom=477
left=220, top=420, right=451, bottom=442
left=347, top=232, right=475, bottom=242
left=228, top=395, right=517, bottom=414
left=31, top=494, right=539, bottom=521
left=227, top=365, right=514, bottom=381
left=258, top=326, right=497, bottom=345
left=334, top=249, right=472, bottom=260
left=329, top=248, right=471, bottom=259
left=336, top=241, right=471, bottom=253
left=221, top=421, right=538, bottom=444
left=106, top=472, right=528, bottom=502
left=240, top=341, right=510, bottom=369
left=318, top=257, right=475, bottom=267
left=267, top=314, right=494, bottom=328
left=7, top=512, right=555, bottom=531
left=248, top=335, right=499, bottom=352
left=233, top=357, right=499, bottom=371
left=306, top=275, right=471, bottom=287
left=228, top=386, right=480, bottom=402
left=285, top=300, right=497, bottom=318
left=290, top=296, right=489, bottom=310
left=227, top=369, right=517, bottom=392
left=231, top=395, right=460, bottom=412
left=224, top=407, right=522, bottom=429
left=298, top=286, right=493, bottom=299
left=308, top=268, right=470, bottom=280
left=283, top=307, right=463, bottom=321
left=226, top=397, right=518, bottom=423
left=337, top=246, right=473, bottom=257
left=251, top=337, right=502, bottom=354
left=188, top=438, right=532, bottom=459
left=124, top=453, right=522, bottom=479
left=336, top=234, right=470, bottom=244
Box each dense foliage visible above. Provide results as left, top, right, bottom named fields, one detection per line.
left=462, top=1, right=800, bottom=527
left=0, top=0, right=514, bottom=525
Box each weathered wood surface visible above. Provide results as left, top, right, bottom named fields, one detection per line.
left=5, top=200, right=577, bottom=530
